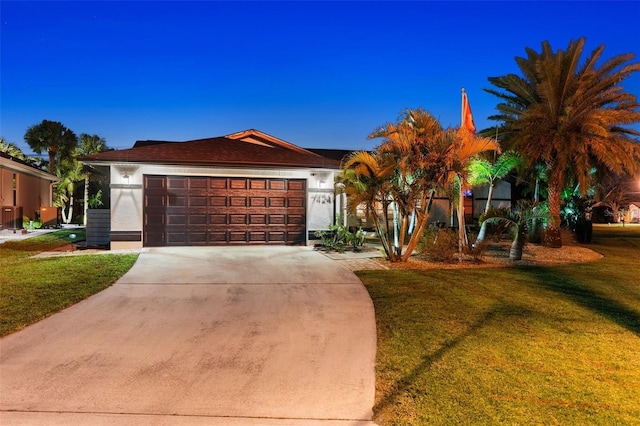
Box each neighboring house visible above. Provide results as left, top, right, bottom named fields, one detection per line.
left=79, top=130, right=342, bottom=250
left=625, top=201, right=640, bottom=224
left=0, top=152, right=59, bottom=229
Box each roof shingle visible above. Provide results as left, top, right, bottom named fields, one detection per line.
left=80, top=133, right=341, bottom=169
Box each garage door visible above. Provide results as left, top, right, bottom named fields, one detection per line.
left=143, top=175, right=306, bottom=246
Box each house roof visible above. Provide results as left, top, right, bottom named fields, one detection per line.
left=0, top=152, right=59, bottom=181
left=306, top=148, right=354, bottom=163
left=79, top=129, right=341, bottom=169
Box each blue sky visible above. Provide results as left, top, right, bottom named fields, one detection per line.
left=1, top=1, right=639, bottom=155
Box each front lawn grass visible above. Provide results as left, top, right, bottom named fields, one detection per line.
left=358, top=224, right=640, bottom=425
left=0, top=229, right=138, bottom=336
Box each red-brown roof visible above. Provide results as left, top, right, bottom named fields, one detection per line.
left=79, top=131, right=341, bottom=169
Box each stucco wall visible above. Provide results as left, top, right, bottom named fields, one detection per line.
left=0, top=160, right=55, bottom=221
left=108, top=164, right=340, bottom=249
left=471, top=181, right=512, bottom=217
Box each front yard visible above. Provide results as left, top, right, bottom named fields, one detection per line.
left=358, top=225, right=640, bottom=425
left=0, top=229, right=138, bottom=336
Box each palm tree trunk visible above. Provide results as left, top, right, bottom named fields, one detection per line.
left=48, top=149, right=56, bottom=175
left=484, top=183, right=495, bottom=214
left=458, top=186, right=467, bottom=261
left=83, top=175, right=89, bottom=226
left=474, top=184, right=494, bottom=245
left=544, top=178, right=563, bottom=248
left=402, top=189, right=435, bottom=262
left=509, top=240, right=524, bottom=260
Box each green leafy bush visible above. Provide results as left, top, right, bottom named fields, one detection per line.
left=315, top=225, right=365, bottom=253
left=22, top=216, right=42, bottom=230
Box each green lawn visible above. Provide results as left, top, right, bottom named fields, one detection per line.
left=0, top=229, right=138, bottom=336
left=358, top=224, right=640, bottom=425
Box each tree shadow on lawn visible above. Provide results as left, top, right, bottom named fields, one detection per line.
left=516, top=265, right=640, bottom=337
left=374, top=264, right=640, bottom=416
left=374, top=305, right=513, bottom=415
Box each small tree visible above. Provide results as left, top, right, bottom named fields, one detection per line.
left=469, top=150, right=522, bottom=243
left=480, top=200, right=551, bottom=260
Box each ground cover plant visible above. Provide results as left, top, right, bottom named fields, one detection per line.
left=0, top=229, right=138, bottom=336
left=358, top=225, right=640, bottom=425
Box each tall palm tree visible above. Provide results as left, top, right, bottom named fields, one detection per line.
left=486, top=38, right=640, bottom=247
left=24, top=120, right=78, bottom=175
left=77, top=134, right=109, bottom=225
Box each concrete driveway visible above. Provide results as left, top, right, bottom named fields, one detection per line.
left=0, top=246, right=377, bottom=425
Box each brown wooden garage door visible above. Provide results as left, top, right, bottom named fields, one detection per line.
left=143, top=175, right=306, bottom=246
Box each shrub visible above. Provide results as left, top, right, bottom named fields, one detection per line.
left=416, top=226, right=458, bottom=263
left=315, top=225, right=365, bottom=253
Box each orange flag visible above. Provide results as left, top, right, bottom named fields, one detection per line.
left=461, top=90, right=476, bottom=133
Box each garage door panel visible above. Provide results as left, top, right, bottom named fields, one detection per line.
left=189, top=177, right=208, bottom=189
left=187, top=231, right=208, bottom=244
left=209, top=231, right=228, bottom=242
left=249, top=197, right=266, bottom=207
left=249, top=231, right=267, bottom=242
left=166, top=231, right=188, bottom=244
left=145, top=196, right=165, bottom=208
left=288, top=197, right=305, bottom=208
left=268, top=231, right=285, bottom=242
left=168, top=195, right=187, bottom=207
left=230, top=179, right=247, bottom=190
left=287, top=230, right=305, bottom=244
left=269, top=197, right=286, bottom=208
left=229, top=214, right=247, bottom=225
left=210, top=196, right=227, bottom=207
left=189, top=214, right=207, bottom=225
left=144, top=231, right=165, bottom=246
left=269, top=180, right=286, bottom=190
left=189, top=196, right=208, bottom=207
left=288, top=180, right=305, bottom=191
left=145, top=176, right=166, bottom=189
left=144, top=176, right=306, bottom=246
left=230, top=197, right=247, bottom=207
left=249, top=179, right=267, bottom=190
left=288, top=214, right=305, bottom=225
left=210, top=179, right=227, bottom=190
left=167, top=214, right=187, bottom=225
left=268, top=214, right=286, bottom=225
left=209, top=214, right=227, bottom=225
left=229, top=231, right=247, bottom=242
left=249, top=214, right=267, bottom=225
left=167, top=177, right=188, bottom=189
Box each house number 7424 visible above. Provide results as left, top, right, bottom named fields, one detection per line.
left=311, top=194, right=333, bottom=204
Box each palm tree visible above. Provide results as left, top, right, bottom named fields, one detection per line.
left=486, top=38, right=640, bottom=247
left=77, top=134, right=108, bottom=225
left=0, top=137, right=26, bottom=159
left=481, top=200, right=551, bottom=260
left=441, top=127, right=501, bottom=258
left=341, top=150, right=397, bottom=260
left=468, top=150, right=522, bottom=243
left=24, top=120, right=78, bottom=175
left=54, top=159, right=84, bottom=224
left=343, top=109, right=499, bottom=262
